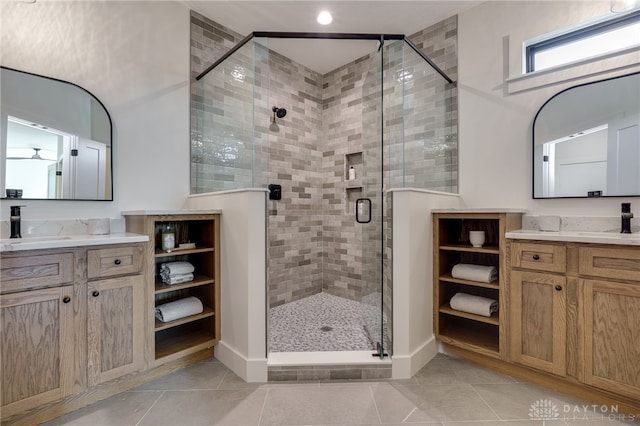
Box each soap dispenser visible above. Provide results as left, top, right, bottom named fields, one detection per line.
left=161, top=223, right=175, bottom=251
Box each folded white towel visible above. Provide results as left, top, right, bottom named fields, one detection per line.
left=451, top=263, right=497, bottom=283
left=155, top=296, right=204, bottom=323
left=450, top=292, right=498, bottom=317
left=160, top=261, right=195, bottom=276
left=161, top=273, right=194, bottom=285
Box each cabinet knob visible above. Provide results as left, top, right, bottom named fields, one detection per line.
left=63, top=296, right=71, bottom=303
left=555, top=285, right=562, bottom=291
left=114, top=259, right=121, bottom=265
left=92, top=291, right=100, bottom=297
left=532, top=254, right=540, bottom=260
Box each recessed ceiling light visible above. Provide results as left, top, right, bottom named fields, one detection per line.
left=317, top=11, right=332, bottom=25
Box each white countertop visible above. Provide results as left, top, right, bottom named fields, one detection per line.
left=506, top=230, right=640, bottom=246
left=432, top=208, right=527, bottom=213
left=0, top=233, right=149, bottom=252
left=122, top=209, right=222, bottom=215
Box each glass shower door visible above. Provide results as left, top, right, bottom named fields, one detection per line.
left=359, top=39, right=389, bottom=357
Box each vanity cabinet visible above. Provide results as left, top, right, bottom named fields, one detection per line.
left=0, top=242, right=146, bottom=423
left=0, top=285, right=75, bottom=418
left=507, top=240, right=640, bottom=406
left=579, top=245, right=640, bottom=400
left=509, top=242, right=568, bottom=376
left=86, top=245, right=145, bottom=386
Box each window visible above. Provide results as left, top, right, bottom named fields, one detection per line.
left=526, top=10, right=640, bottom=73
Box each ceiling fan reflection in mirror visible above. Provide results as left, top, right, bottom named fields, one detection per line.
left=6, top=148, right=55, bottom=161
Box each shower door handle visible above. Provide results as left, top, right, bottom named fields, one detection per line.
left=355, top=198, right=372, bottom=224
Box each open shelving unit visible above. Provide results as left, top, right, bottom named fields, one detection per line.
left=433, top=211, right=522, bottom=359
left=124, top=212, right=220, bottom=366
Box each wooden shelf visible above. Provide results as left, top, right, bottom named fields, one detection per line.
left=154, top=329, right=216, bottom=361
left=439, top=274, right=499, bottom=290
left=155, top=275, right=214, bottom=294
left=155, top=306, right=215, bottom=331
left=440, top=244, right=500, bottom=254
left=154, top=247, right=214, bottom=258
left=434, top=211, right=523, bottom=361
left=125, top=212, right=220, bottom=368
left=438, top=325, right=500, bottom=357
left=439, top=305, right=499, bottom=325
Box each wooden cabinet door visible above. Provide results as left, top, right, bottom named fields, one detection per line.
left=87, top=275, right=144, bottom=386
left=510, top=270, right=567, bottom=376
left=582, top=279, right=640, bottom=399
left=1, top=286, right=74, bottom=418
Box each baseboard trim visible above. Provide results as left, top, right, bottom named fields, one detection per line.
left=215, top=340, right=267, bottom=383
left=392, top=336, right=438, bottom=379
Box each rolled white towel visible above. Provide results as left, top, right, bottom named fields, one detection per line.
left=161, top=273, right=194, bottom=285
left=450, top=292, right=498, bottom=317
left=155, top=296, right=204, bottom=323
left=160, top=261, right=195, bottom=276
left=451, top=263, right=497, bottom=283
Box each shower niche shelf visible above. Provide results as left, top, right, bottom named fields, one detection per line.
left=345, top=151, right=363, bottom=183
left=433, top=211, right=522, bottom=359
left=124, top=211, right=221, bottom=366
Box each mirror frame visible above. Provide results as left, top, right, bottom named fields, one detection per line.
left=532, top=71, right=640, bottom=199
left=1, top=65, right=114, bottom=201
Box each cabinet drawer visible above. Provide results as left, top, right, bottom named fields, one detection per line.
left=0, top=253, right=74, bottom=293
left=511, top=242, right=566, bottom=273
left=87, top=246, right=143, bottom=279
left=579, top=246, right=640, bottom=281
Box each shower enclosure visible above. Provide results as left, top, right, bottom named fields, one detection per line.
left=191, top=32, right=457, bottom=359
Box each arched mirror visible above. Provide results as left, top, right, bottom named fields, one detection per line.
left=1, top=66, right=113, bottom=200
left=533, top=72, right=640, bottom=198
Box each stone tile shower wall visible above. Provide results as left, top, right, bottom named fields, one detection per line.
left=191, top=12, right=325, bottom=308
left=190, top=12, right=458, bottom=348
left=259, top=47, right=325, bottom=308
left=406, top=16, right=459, bottom=191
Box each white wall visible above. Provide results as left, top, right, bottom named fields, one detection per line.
left=458, top=1, right=640, bottom=215
left=187, top=190, right=268, bottom=382
left=0, top=1, right=191, bottom=219
left=391, top=189, right=462, bottom=379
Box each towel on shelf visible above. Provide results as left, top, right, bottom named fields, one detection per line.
left=161, top=273, right=194, bottom=285
left=451, top=263, right=497, bottom=283
left=160, top=261, right=195, bottom=276
left=155, top=296, right=204, bottom=323
left=450, top=292, right=498, bottom=317
left=159, top=261, right=195, bottom=284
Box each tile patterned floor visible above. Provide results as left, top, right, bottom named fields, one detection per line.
left=41, top=354, right=640, bottom=426
left=269, top=293, right=381, bottom=352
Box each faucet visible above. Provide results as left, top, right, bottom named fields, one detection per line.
left=10, top=205, right=25, bottom=238
left=621, top=203, right=633, bottom=234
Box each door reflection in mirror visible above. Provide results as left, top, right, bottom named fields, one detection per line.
left=1, top=66, right=112, bottom=200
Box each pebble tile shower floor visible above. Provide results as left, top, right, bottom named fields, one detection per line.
left=269, top=293, right=384, bottom=352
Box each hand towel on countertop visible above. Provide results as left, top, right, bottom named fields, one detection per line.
left=449, top=292, right=498, bottom=317
left=451, top=263, right=497, bottom=283
left=155, top=296, right=203, bottom=323
left=161, top=273, right=194, bottom=285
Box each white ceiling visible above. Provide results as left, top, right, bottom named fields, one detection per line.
left=183, top=1, right=479, bottom=74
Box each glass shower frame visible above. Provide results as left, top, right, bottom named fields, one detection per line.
left=192, top=32, right=456, bottom=358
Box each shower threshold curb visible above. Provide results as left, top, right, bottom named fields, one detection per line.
left=267, top=351, right=391, bottom=367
